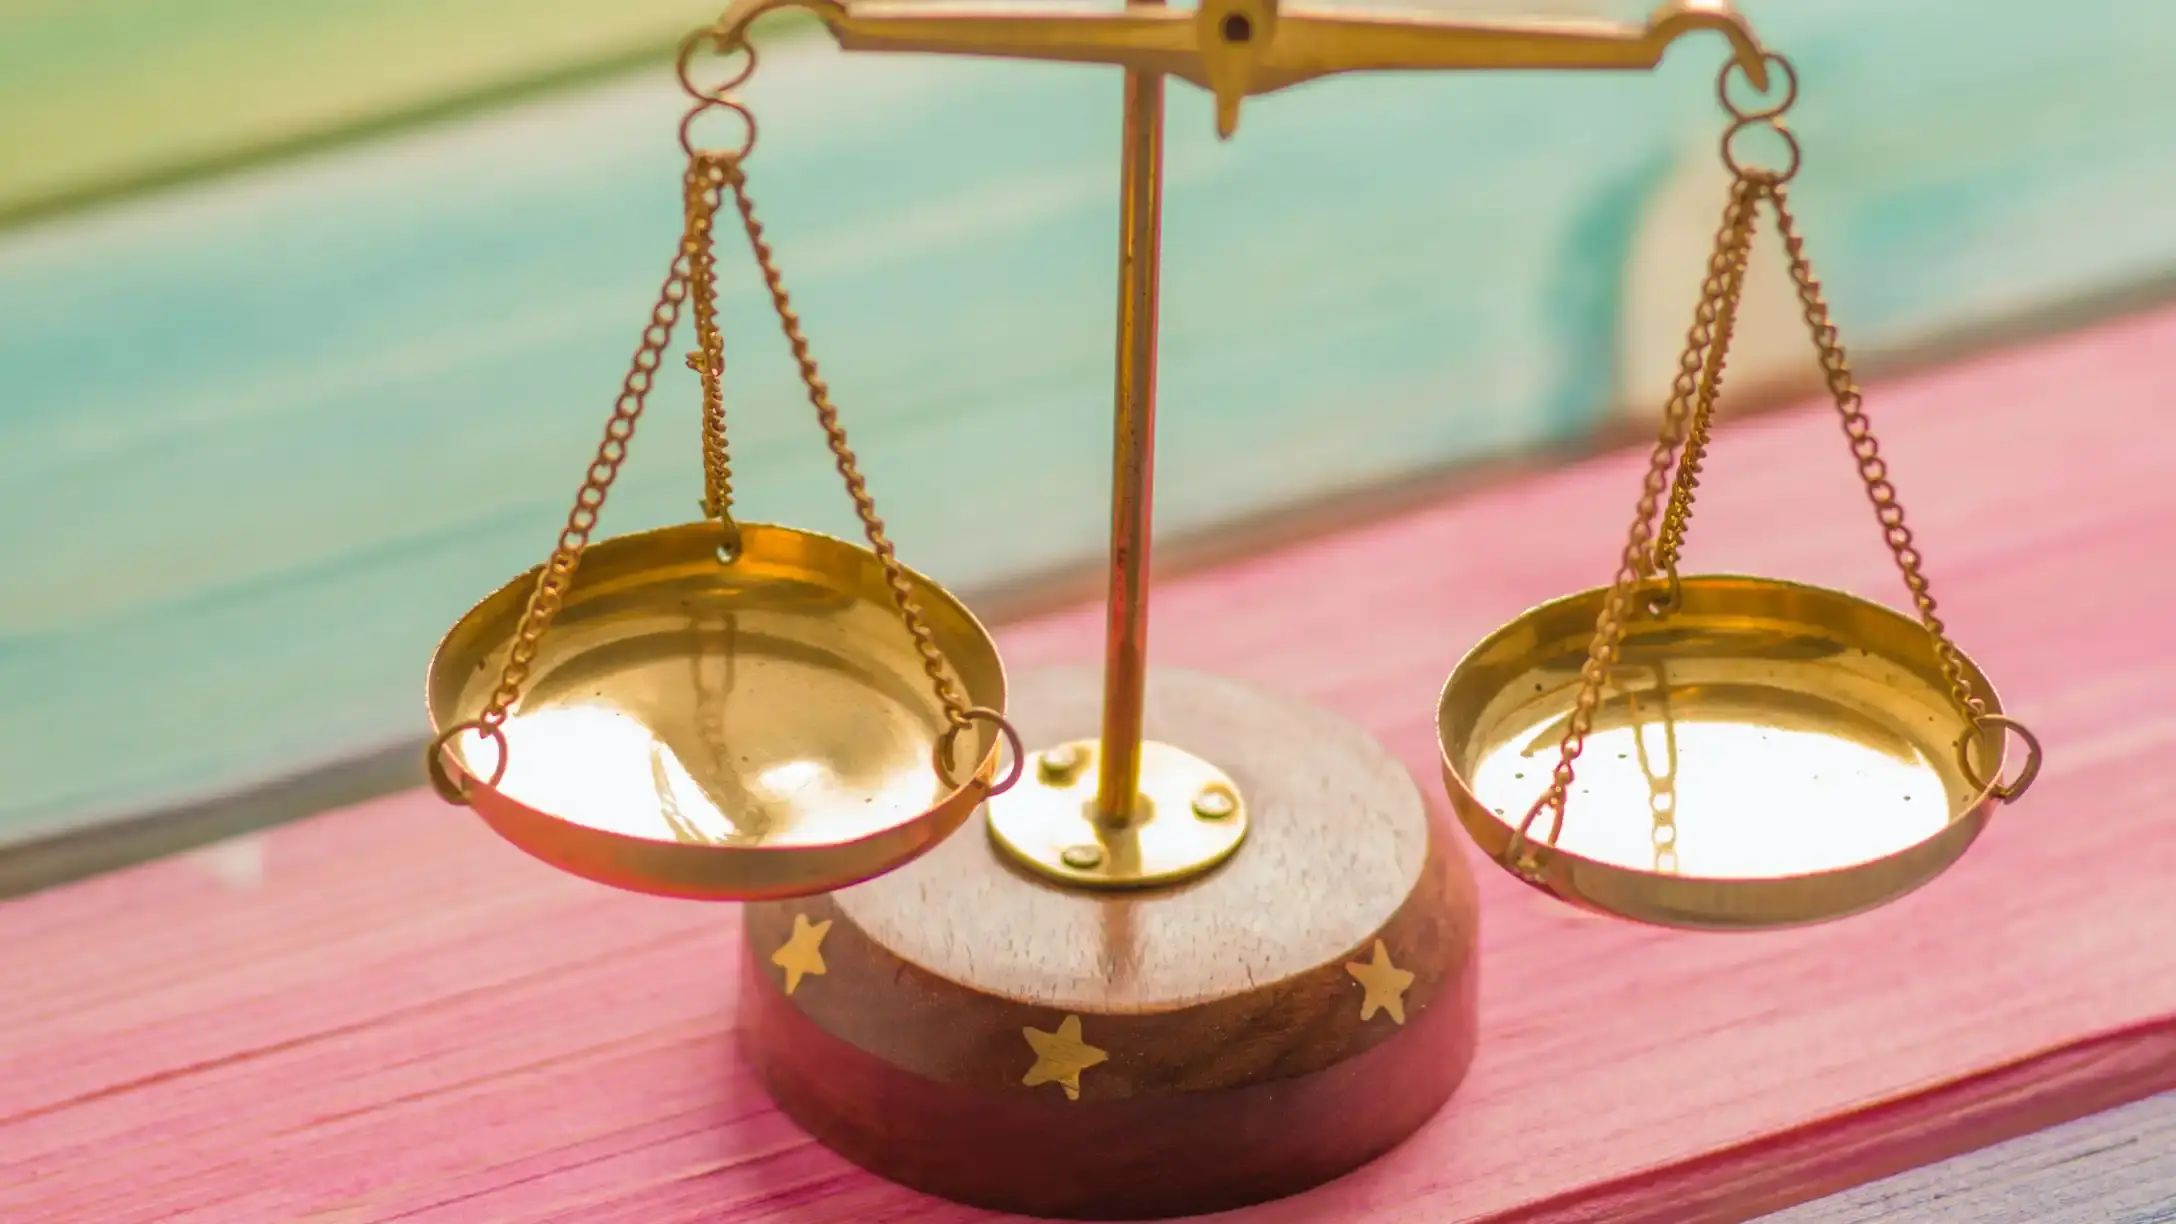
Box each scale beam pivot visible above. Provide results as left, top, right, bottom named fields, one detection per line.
left=710, top=0, right=1768, bottom=138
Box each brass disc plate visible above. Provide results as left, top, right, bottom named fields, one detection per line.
left=426, top=521, right=1007, bottom=901
left=985, top=738, right=1248, bottom=888
left=1437, top=574, right=2015, bottom=930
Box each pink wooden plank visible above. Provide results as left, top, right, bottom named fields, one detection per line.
left=5, top=304, right=2176, bottom=1224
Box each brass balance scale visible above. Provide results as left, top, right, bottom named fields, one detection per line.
left=423, top=0, right=2043, bottom=1215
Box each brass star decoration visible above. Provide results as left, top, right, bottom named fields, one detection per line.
left=1021, top=1014, right=1108, bottom=1101
left=1345, top=939, right=1416, bottom=1025
left=770, top=913, right=832, bottom=996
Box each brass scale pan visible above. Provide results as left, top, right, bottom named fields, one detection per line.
left=423, top=26, right=1020, bottom=904
left=428, top=522, right=1011, bottom=902
left=1437, top=577, right=2030, bottom=930
left=426, top=556, right=2028, bottom=925
left=424, top=20, right=2038, bottom=931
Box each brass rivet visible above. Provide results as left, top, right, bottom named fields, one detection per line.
left=1060, top=844, right=1104, bottom=870
left=1038, top=743, right=1086, bottom=783
left=1192, top=787, right=1237, bottom=820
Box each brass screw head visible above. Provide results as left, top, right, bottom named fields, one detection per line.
left=1192, top=787, right=1237, bottom=820
left=1060, top=844, right=1105, bottom=870
left=1038, top=743, right=1087, bottom=784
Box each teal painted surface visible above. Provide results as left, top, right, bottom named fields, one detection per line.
left=2, top=0, right=2173, bottom=842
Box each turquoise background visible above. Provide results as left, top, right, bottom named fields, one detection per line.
left=3, top=0, right=2173, bottom=843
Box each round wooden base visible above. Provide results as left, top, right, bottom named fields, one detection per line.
left=739, top=666, right=1481, bottom=1220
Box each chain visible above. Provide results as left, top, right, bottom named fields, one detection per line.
left=716, top=159, right=975, bottom=734
left=1768, top=188, right=1986, bottom=727
left=678, top=29, right=974, bottom=736
left=1772, top=182, right=2041, bottom=797
left=686, top=155, right=738, bottom=548
left=482, top=169, right=718, bottom=733
left=1502, top=165, right=1763, bottom=870
left=1650, top=179, right=1760, bottom=596
left=1499, top=51, right=2038, bottom=863
left=424, top=163, right=712, bottom=801
left=1621, top=665, right=1681, bottom=875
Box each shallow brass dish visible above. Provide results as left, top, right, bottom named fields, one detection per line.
left=1437, top=575, right=2025, bottom=930
left=427, top=521, right=1008, bottom=901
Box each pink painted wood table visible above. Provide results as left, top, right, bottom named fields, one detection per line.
left=5, top=306, right=2176, bottom=1223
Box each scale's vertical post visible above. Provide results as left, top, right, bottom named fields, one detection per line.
left=1094, top=0, right=1167, bottom=828
left=979, top=0, right=1249, bottom=888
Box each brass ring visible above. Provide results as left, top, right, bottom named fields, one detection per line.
left=679, top=96, right=757, bottom=162
left=675, top=28, right=757, bottom=102
left=1957, top=713, right=2044, bottom=804
left=1717, top=52, right=1798, bottom=122
left=1721, top=116, right=1802, bottom=187
left=426, top=719, right=509, bottom=806
left=933, top=706, right=1026, bottom=797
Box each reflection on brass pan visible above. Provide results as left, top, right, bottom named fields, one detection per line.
left=652, top=744, right=730, bottom=845
left=426, top=521, right=1008, bottom=901
left=696, top=575, right=863, bottom=616
left=663, top=605, right=763, bottom=846
left=1635, top=627, right=1852, bottom=663
left=1438, top=576, right=2026, bottom=930
left=1623, top=665, right=1682, bottom=875
left=1522, top=662, right=1687, bottom=875
left=1534, top=627, right=1850, bottom=671
left=1518, top=682, right=1923, bottom=765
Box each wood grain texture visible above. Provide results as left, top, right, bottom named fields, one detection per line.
left=741, top=666, right=1480, bottom=1218
left=5, top=0, right=2175, bottom=847
left=4, top=0, right=1601, bottom=222
left=1509, top=1018, right=2176, bottom=1224
left=0, top=0, right=742, bottom=223
left=4, top=304, right=2176, bottom=1222
left=1758, top=1090, right=2176, bottom=1224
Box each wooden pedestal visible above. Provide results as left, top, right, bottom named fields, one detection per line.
left=740, top=666, right=1481, bottom=1220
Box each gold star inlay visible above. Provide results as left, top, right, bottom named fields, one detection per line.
left=770, top=913, right=832, bottom=996
left=1345, top=939, right=1415, bottom=1026
left=1021, top=1015, right=1108, bottom=1101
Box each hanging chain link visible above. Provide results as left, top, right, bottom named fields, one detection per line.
left=1767, top=190, right=1979, bottom=722
left=425, top=159, right=717, bottom=802
left=715, top=158, right=976, bottom=739
left=1767, top=184, right=2037, bottom=798
left=486, top=163, right=725, bottom=728
left=1502, top=51, right=2038, bottom=873
left=1502, top=164, right=1763, bottom=870
left=1648, top=179, right=1760, bottom=602
left=430, top=33, right=1020, bottom=802
left=686, top=154, right=738, bottom=549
